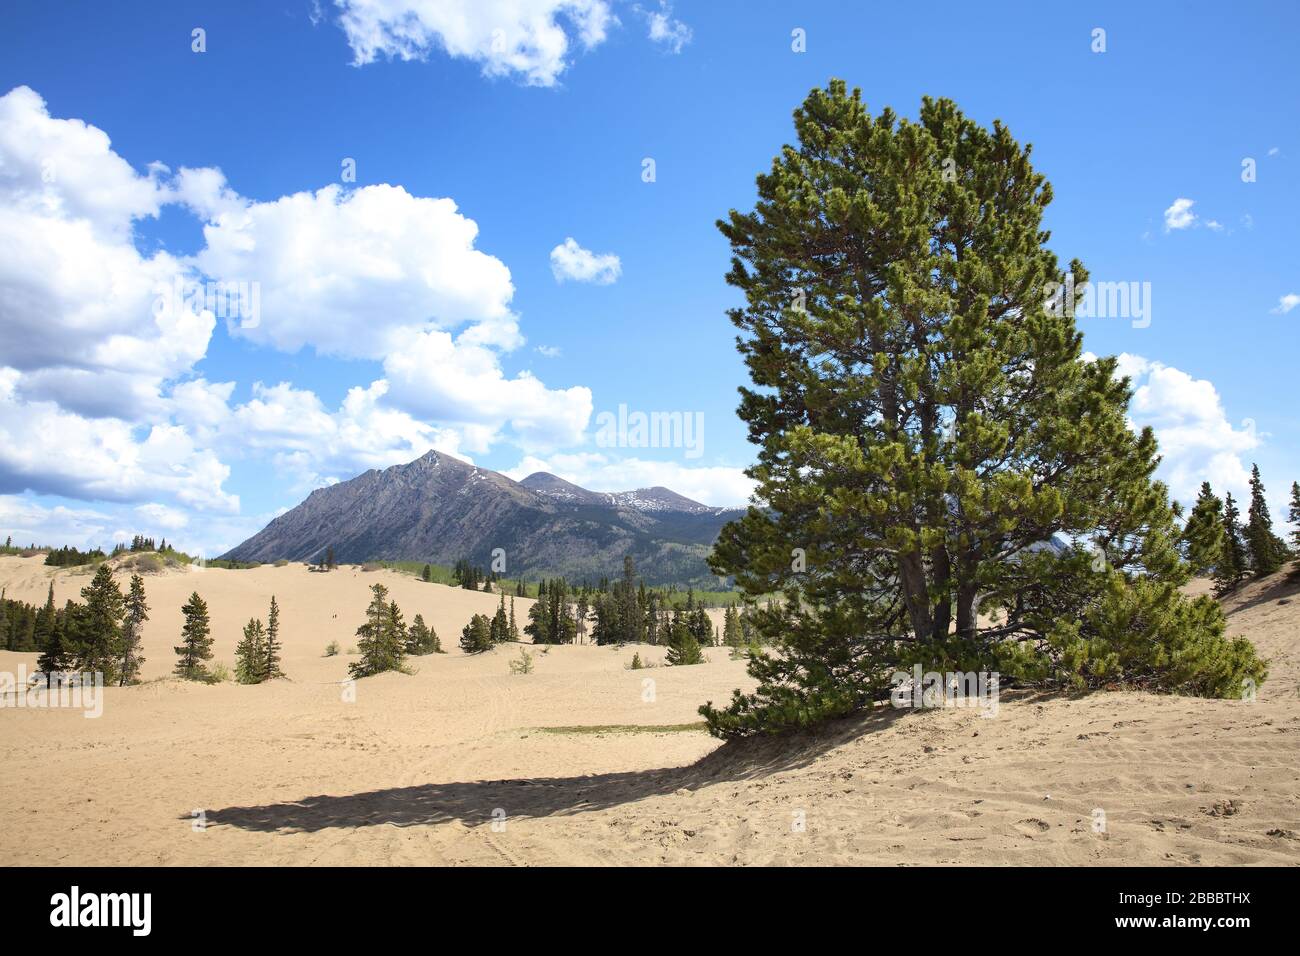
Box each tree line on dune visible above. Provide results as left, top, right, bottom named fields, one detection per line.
left=0, top=561, right=287, bottom=687
left=1182, top=469, right=1299, bottom=594
left=1, top=566, right=151, bottom=686
left=3, top=552, right=746, bottom=686
left=340, top=555, right=749, bottom=675
left=451, top=556, right=757, bottom=665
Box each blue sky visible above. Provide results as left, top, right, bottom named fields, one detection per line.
left=0, top=0, right=1296, bottom=556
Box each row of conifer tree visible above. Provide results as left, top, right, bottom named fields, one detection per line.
left=1179, top=467, right=1300, bottom=594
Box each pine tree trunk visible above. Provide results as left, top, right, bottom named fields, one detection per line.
left=898, top=552, right=933, bottom=641
left=955, top=581, right=980, bottom=638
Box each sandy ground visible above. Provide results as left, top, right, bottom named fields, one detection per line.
left=1, top=555, right=1297, bottom=866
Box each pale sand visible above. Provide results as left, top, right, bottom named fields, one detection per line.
left=1, top=555, right=1296, bottom=866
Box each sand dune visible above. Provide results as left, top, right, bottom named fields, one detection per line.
left=1, top=556, right=1297, bottom=866
left=0, top=555, right=539, bottom=682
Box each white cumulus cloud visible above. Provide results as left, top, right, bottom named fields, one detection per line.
left=1163, top=197, right=1197, bottom=231
left=0, top=370, right=238, bottom=513
left=0, top=86, right=214, bottom=421
left=0, top=497, right=117, bottom=552
left=1099, top=353, right=1259, bottom=506
left=639, top=2, right=692, bottom=53
left=383, top=329, right=592, bottom=450
left=192, top=180, right=518, bottom=359
left=1271, top=293, right=1299, bottom=314
left=549, top=236, right=621, bottom=284
left=334, top=0, right=615, bottom=86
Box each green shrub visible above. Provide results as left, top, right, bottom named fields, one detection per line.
left=206, top=661, right=232, bottom=684
left=122, top=553, right=163, bottom=574
left=509, top=648, right=535, bottom=675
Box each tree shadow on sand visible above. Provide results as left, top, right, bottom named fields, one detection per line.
left=199, top=705, right=910, bottom=835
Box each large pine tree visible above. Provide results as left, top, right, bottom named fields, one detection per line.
left=1244, top=464, right=1286, bottom=577
left=702, top=82, right=1265, bottom=737
left=174, top=592, right=214, bottom=681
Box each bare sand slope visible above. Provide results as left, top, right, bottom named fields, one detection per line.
left=1, top=557, right=1297, bottom=866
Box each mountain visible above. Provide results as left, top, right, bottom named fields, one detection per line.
left=222, top=450, right=747, bottom=586
left=519, top=473, right=724, bottom=516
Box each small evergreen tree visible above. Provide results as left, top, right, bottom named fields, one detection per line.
left=574, top=592, right=589, bottom=644
left=1244, top=464, right=1287, bottom=576
left=406, top=613, right=441, bottom=655
left=1288, top=481, right=1300, bottom=572
left=235, top=618, right=267, bottom=684
left=722, top=604, right=743, bottom=648
left=508, top=597, right=521, bottom=642
left=264, top=595, right=283, bottom=679
left=1213, top=493, right=1250, bottom=595
left=36, top=605, right=72, bottom=681
left=33, top=583, right=56, bottom=651
left=665, top=621, right=704, bottom=666
left=77, top=564, right=125, bottom=680
left=490, top=593, right=509, bottom=643
left=460, top=613, right=493, bottom=654
left=174, top=592, right=214, bottom=681
left=524, top=579, right=576, bottom=645
left=350, top=586, right=407, bottom=678
left=1181, top=482, right=1225, bottom=576
left=119, top=574, right=149, bottom=685
left=406, top=613, right=428, bottom=654
left=688, top=606, right=713, bottom=647
left=645, top=593, right=662, bottom=645
left=421, top=563, right=432, bottom=582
